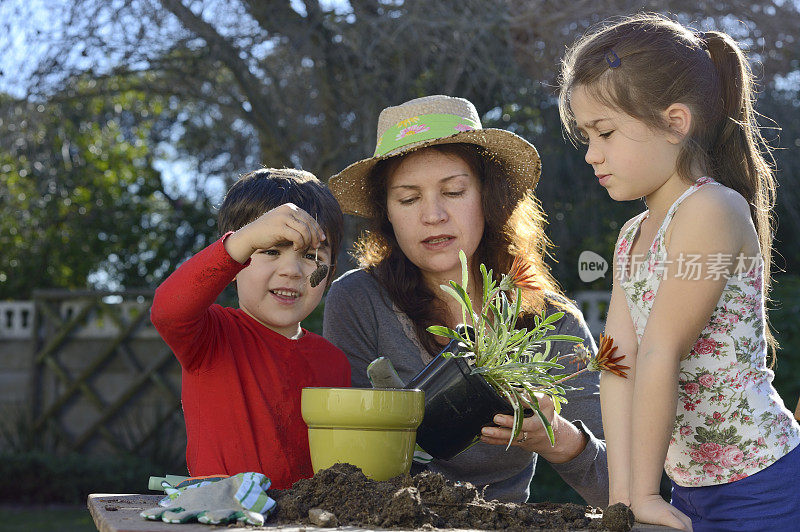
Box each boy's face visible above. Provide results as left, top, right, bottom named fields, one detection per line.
left=235, top=241, right=331, bottom=338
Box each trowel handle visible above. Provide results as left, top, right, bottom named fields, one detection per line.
left=367, top=357, right=406, bottom=389
left=148, top=474, right=189, bottom=491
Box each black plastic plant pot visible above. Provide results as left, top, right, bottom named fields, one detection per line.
left=405, top=350, right=514, bottom=461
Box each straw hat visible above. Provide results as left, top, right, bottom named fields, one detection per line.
left=329, top=95, right=541, bottom=218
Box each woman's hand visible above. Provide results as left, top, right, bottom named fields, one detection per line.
left=631, top=494, right=693, bottom=531
left=479, top=394, right=588, bottom=463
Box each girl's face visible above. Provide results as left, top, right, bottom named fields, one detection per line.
left=570, top=85, right=683, bottom=202
left=385, top=148, right=485, bottom=287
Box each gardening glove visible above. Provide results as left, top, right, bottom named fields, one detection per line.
left=140, top=472, right=275, bottom=525
left=148, top=474, right=229, bottom=492
left=413, top=444, right=433, bottom=464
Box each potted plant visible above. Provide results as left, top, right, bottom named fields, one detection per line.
left=407, top=250, right=627, bottom=460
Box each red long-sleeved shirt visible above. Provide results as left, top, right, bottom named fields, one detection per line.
left=150, top=236, right=351, bottom=488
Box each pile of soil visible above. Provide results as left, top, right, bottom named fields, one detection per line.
left=267, top=463, right=633, bottom=531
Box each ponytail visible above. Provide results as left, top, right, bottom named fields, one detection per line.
left=704, top=30, right=779, bottom=357
left=558, top=15, right=780, bottom=360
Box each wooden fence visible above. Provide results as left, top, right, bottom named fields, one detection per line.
left=1, top=290, right=184, bottom=458
left=1, top=289, right=611, bottom=457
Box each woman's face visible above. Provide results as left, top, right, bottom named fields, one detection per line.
left=385, top=148, right=485, bottom=286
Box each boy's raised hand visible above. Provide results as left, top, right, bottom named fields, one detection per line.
left=223, top=203, right=326, bottom=264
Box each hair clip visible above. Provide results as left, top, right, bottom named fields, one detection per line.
left=605, top=50, right=621, bottom=68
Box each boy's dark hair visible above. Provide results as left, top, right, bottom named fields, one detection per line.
left=218, top=168, right=343, bottom=284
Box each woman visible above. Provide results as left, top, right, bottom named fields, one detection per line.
left=324, top=95, right=608, bottom=505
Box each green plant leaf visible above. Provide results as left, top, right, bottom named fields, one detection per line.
left=498, top=291, right=511, bottom=323
left=483, top=311, right=499, bottom=332
left=541, top=311, right=565, bottom=326
left=520, top=391, right=555, bottom=447
left=472, top=361, right=563, bottom=374
left=551, top=394, right=564, bottom=415
left=510, top=287, right=522, bottom=331
left=536, top=407, right=555, bottom=446
left=448, top=281, right=475, bottom=322
left=426, top=325, right=464, bottom=342
left=480, top=263, right=490, bottom=302
left=486, top=305, right=502, bottom=328
left=512, top=388, right=525, bottom=445
left=459, top=249, right=469, bottom=292
left=439, top=284, right=461, bottom=304
left=540, top=334, right=584, bottom=343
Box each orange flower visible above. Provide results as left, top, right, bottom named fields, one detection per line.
left=506, top=256, right=539, bottom=291
left=589, top=334, right=630, bottom=378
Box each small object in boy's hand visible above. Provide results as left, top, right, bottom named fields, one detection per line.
left=309, top=263, right=329, bottom=287
left=308, top=243, right=329, bottom=288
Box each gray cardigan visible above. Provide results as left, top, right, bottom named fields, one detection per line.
left=322, top=268, right=608, bottom=506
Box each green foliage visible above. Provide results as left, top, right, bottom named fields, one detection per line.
left=770, top=275, right=800, bottom=410
left=428, top=250, right=586, bottom=446
left=2, top=506, right=95, bottom=532
left=528, top=459, right=585, bottom=505
left=2, top=3, right=799, bottom=299
left=0, top=401, right=188, bottom=505
left=0, top=451, right=177, bottom=504
left=0, top=90, right=154, bottom=296
left=0, top=403, right=70, bottom=455
left=303, top=298, right=326, bottom=336
left=0, top=83, right=221, bottom=299
left=530, top=462, right=673, bottom=505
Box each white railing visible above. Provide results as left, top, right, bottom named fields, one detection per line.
left=0, top=300, right=159, bottom=339
left=61, top=300, right=160, bottom=339
left=0, top=291, right=611, bottom=340
left=572, top=290, right=610, bottom=338
left=0, top=301, right=35, bottom=339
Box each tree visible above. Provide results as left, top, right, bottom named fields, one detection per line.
left=2, top=0, right=799, bottom=294
left=0, top=83, right=221, bottom=298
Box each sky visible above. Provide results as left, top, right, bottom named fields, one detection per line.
left=0, top=0, right=356, bottom=201
left=3, top=0, right=799, bottom=199
left=0, top=0, right=58, bottom=98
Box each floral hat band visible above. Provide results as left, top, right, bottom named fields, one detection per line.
left=329, top=95, right=542, bottom=218
left=375, top=113, right=480, bottom=157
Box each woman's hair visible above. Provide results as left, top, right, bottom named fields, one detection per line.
left=218, top=168, right=344, bottom=286
left=558, top=13, right=778, bottom=353
left=354, top=143, right=565, bottom=356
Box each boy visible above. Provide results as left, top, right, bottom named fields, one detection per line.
left=151, top=168, right=351, bottom=489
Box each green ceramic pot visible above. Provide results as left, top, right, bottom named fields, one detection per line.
left=301, top=387, right=425, bottom=481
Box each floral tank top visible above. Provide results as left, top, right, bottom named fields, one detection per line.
left=616, top=177, right=800, bottom=487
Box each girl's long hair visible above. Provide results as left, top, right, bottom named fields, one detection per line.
left=354, top=143, right=567, bottom=356
left=558, top=13, right=778, bottom=354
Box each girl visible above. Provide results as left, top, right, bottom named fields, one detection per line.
left=558, top=13, right=800, bottom=532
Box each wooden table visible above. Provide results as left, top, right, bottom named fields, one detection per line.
left=88, top=494, right=297, bottom=532
left=88, top=494, right=676, bottom=531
